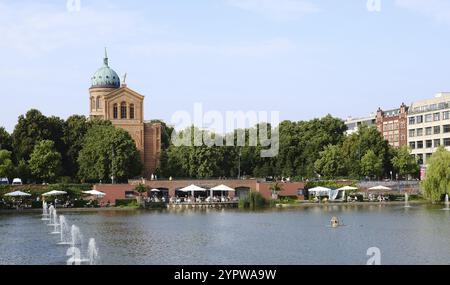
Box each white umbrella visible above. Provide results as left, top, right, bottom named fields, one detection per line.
left=150, top=189, right=160, bottom=192
left=210, top=184, right=235, bottom=199
left=4, top=191, right=31, bottom=197
left=82, top=190, right=106, bottom=198
left=179, top=184, right=206, bottom=198
left=336, top=186, right=358, bottom=201
left=211, top=185, right=235, bottom=191
left=336, top=186, right=358, bottom=191
left=369, top=185, right=392, bottom=191
left=308, top=186, right=331, bottom=197
left=42, top=190, right=67, bottom=197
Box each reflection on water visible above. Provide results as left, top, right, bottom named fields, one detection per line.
left=0, top=205, right=449, bottom=265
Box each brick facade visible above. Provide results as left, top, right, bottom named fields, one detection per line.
left=95, top=180, right=306, bottom=205
left=89, top=84, right=161, bottom=178
left=376, top=103, right=409, bottom=148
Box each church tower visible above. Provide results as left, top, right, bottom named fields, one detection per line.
left=89, top=49, right=161, bottom=178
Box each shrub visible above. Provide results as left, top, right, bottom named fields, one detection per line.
left=239, top=192, right=267, bottom=209
left=116, top=199, right=138, bottom=208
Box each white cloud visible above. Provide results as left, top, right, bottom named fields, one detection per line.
left=395, top=0, right=450, bottom=24
left=0, top=1, right=157, bottom=57
left=128, top=38, right=296, bottom=58
left=226, top=0, right=319, bottom=21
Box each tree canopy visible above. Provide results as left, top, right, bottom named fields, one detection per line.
left=421, top=147, right=450, bottom=203
left=29, top=140, right=62, bottom=183
left=77, top=124, right=142, bottom=182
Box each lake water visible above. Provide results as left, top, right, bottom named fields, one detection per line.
left=1, top=204, right=449, bottom=265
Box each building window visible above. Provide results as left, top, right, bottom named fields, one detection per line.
left=113, top=104, right=118, bottom=119
left=417, top=154, right=424, bottom=165
left=96, top=97, right=100, bottom=109
left=409, top=117, right=415, bottom=125
left=443, top=111, right=450, bottom=120
left=425, top=127, right=432, bottom=136
left=444, top=138, right=450, bottom=147
left=129, top=104, right=135, bottom=119
left=434, top=112, right=440, bottom=121
left=416, top=115, right=423, bottom=124
left=434, top=126, right=441, bottom=134
left=416, top=128, right=423, bottom=137
left=426, top=153, right=433, bottom=161
left=426, top=140, right=432, bottom=148
left=409, top=129, right=415, bottom=137
left=409, top=142, right=416, bottom=149
left=434, top=139, right=441, bottom=148
left=417, top=141, right=424, bottom=149
left=425, top=114, right=433, bottom=123
left=121, top=102, right=127, bottom=119
left=444, top=125, right=450, bottom=133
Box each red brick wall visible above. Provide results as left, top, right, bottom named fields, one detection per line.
left=94, top=184, right=137, bottom=206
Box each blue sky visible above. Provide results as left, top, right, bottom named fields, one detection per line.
left=2, top=0, right=450, bottom=132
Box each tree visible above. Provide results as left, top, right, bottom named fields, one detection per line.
left=29, top=140, right=62, bottom=183
left=421, top=147, right=450, bottom=203
left=0, top=127, right=12, bottom=151
left=15, top=160, right=31, bottom=184
left=314, top=145, right=345, bottom=179
left=0, top=150, right=14, bottom=179
left=12, top=109, right=65, bottom=162
left=77, top=125, right=142, bottom=182
left=360, top=150, right=383, bottom=180
left=341, top=125, right=390, bottom=179
left=270, top=182, right=283, bottom=199
left=391, top=146, right=419, bottom=179
left=62, top=115, right=90, bottom=179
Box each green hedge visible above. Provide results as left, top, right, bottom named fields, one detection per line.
left=116, top=199, right=138, bottom=208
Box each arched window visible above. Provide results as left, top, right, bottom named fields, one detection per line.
left=113, top=104, right=118, bottom=119
left=96, top=97, right=100, bottom=109
left=129, top=104, right=135, bottom=119
left=121, top=102, right=127, bottom=119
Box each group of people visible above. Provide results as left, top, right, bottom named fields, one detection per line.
left=368, top=193, right=389, bottom=202
left=169, top=196, right=233, bottom=204
left=146, top=196, right=166, bottom=203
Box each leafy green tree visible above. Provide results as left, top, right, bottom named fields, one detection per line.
left=0, top=150, right=14, bottom=179
left=12, top=109, right=65, bottom=162
left=360, top=150, right=383, bottom=179
left=341, top=125, right=390, bottom=179
left=0, top=127, right=12, bottom=151
left=270, top=182, right=283, bottom=199
left=391, top=146, right=419, bottom=178
left=62, top=115, right=90, bottom=179
left=15, top=160, right=31, bottom=184
left=314, top=145, right=345, bottom=179
left=77, top=125, right=142, bottom=182
left=29, top=140, right=62, bottom=183
left=421, top=147, right=450, bottom=203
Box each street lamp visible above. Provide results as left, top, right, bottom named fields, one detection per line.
left=238, top=148, right=242, bottom=180
left=111, top=146, right=115, bottom=185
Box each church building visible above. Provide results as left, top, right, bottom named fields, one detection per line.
left=89, top=50, right=161, bottom=178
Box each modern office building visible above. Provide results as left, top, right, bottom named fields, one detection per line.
left=407, top=93, right=450, bottom=165
left=344, top=114, right=376, bottom=136
left=376, top=103, right=409, bottom=148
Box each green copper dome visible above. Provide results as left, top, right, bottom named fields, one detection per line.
left=91, top=49, right=120, bottom=88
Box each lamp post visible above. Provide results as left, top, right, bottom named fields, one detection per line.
left=238, top=148, right=242, bottom=180
left=111, top=146, right=115, bottom=185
